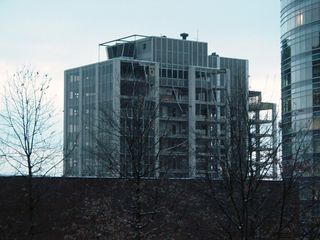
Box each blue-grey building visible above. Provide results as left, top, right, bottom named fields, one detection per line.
left=281, top=0, right=320, bottom=176
left=64, top=34, right=251, bottom=178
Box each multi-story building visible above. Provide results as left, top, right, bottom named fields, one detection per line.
left=209, top=54, right=249, bottom=173
left=64, top=34, right=250, bottom=178
left=281, top=0, right=320, bottom=176
left=249, top=91, right=277, bottom=178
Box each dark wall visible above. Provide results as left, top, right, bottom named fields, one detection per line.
left=0, top=177, right=300, bottom=240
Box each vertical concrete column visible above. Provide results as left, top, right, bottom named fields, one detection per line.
left=94, top=63, right=99, bottom=176
left=78, top=68, right=83, bottom=176
left=272, top=103, right=278, bottom=179
left=188, top=67, right=196, bottom=178
left=63, top=71, right=68, bottom=175
left=216, top=58, right=221, bottom=137
left=154, top=63, right=160, bottom=177
left=215, top=58, right=222, bottom=177
left=225, top=69, right=232, bottom=167
left=112, top=59, right=121, bottom=177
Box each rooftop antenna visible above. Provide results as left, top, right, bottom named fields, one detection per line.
left=197, top=29, right=199, bottom=41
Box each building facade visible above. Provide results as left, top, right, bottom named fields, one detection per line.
left=209, top=54, right=250, bottom=173
left=281, top=0, right=320, bottom=175
left=249, top=91, right=277, bottom=178
left=64, top=34, right=250, bottom=178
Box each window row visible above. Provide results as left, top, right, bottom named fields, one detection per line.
left=281, top=4, right=320, bottom=34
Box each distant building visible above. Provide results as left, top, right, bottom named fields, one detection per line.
left=209, top=54, right=250, bottom=174
left=249, top=91, right=277, bottom=178
left=64, top=34, right=255, bottom=178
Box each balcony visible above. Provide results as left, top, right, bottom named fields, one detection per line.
left=160, top=113, right=188, bottom=121
left=160, top=95, right=189, bottom=103
left=163, top=133, right=188, bottom=139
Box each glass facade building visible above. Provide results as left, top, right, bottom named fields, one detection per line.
left=281, top=0, right=320, bottom=175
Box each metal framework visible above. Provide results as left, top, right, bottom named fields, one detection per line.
left=249, top=91, right=278, bottom=179
left=99, top=34, right=150, bottom=47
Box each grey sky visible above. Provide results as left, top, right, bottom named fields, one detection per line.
left=0, top=0, right=281, bottom=114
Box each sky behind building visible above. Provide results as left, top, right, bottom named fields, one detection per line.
left=0, top=0, right=280, bottom=118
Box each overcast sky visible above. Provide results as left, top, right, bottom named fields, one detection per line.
left=0, top=0, right=281, bottom=122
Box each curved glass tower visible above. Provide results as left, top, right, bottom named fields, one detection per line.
left=281, top=0, right=320, bottom=175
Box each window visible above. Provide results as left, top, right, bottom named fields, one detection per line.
left=313, top=63, right=320, bottom=78
left=172, top=125, right=176, bottom=134
left=68, top=124, right=74, bottom=133
left=314, top=89, right=320, bottom=106
left=314, top=141, right=320, bottom=153
left=173, top=70, right=177, bottom=78
left=184, top=71, right=188, bottom=79
left=295, top=13, right=304, bottom=26
left=181, top=125, right=187, bottom=134
left=196, top=71, right=200, bottom=79
left=161, top=69, right=167, bottom=77
left=69, top=158, right=73, bottom=168
left=172, top=108, right=176, bottom=117
left=283, top=97, right=292, bottom=113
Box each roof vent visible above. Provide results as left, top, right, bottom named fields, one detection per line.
left=180, top=32, right=189, bottom=40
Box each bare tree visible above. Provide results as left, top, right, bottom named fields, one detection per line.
left=0, top=68, right=61, bottom=239
left=200, top=91, right=319, bottom=239
left=65, top=61, right=182, bottom=239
